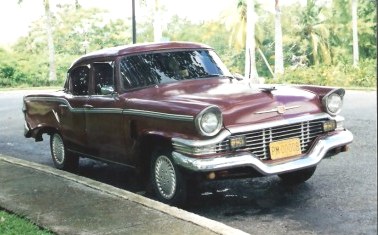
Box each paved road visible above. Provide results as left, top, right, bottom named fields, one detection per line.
left=0, top=89, right=376, bottom=235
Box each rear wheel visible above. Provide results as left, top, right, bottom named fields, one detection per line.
left=150, top=149, right=187, bottom=205
left=278, top=166, right=316, bottom=185
left=50, top=133, right=79, bottom=171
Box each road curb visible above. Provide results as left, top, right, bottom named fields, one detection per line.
left=0, top=154, right=249, bottom=235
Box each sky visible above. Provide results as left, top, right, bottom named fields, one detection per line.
left=0, top=0, right=305, bottom=47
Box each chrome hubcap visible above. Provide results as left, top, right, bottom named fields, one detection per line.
left=154, top=155, right=176, bottom=200
left=52, top=134, right=65, bottom=164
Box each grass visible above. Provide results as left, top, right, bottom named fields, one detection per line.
left=0, top=210, right=52, bottom=235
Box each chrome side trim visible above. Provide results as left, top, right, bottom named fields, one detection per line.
left=25, top=97, right=90, bottom=113
left=172, top=129, right=231, bottom=148
left=172, top=130, right=353, bottom=175
left=123, top=109, right=193, bottom=122
left=87, top=108, right=123, bottom=114
left=24, top=97, right=194, bottom=121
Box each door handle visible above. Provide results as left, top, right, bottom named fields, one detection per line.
left=83, top=104, right=94, bottom=109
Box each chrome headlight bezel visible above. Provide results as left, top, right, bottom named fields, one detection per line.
left=322, top=88, right=345, bottom=116
left=195, top=106, right=223, bottom=137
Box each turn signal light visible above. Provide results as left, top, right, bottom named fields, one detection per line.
left=323, top=120, right=337, bottom=132
left=229, top=136, right=246, bottom=149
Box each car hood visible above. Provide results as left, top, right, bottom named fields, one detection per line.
left=122, top=78, right=324, bottom=128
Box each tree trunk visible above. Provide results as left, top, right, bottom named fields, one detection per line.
left=258, top=47, right=274, bottom=78
left=245, top=0, right=259, bottom=81
left=352, top=0, right=359, bottom=67
left=274, top=0, right=284, bottom=77
left=75, top=0, right=80, bottom=9
left=44, top=0, right=57, bottom=81
left=153, top=0, right=162, bottom=42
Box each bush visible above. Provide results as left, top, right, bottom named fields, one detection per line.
left=0, top=49, right=29, bottom=87
left=1, top=46, right=376, bottom=89
left=0, top=49, right=71, bottom=88
left=267, top=59, right=376, bottom=88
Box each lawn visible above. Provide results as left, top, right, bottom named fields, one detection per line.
left=0, top=210, right=51, bottom=235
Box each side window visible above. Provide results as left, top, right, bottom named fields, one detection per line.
left=93, top=62, right=114, bottom=95
left=70, top=66, right=89, bottom=96
left=120, top=56, right=158, bottom=90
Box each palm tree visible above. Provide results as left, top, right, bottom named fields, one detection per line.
left=18, top=0, right=57, bottom=81
left=225, top=0, right=259, bottom=80
left=245, top=0, right=259, bottom=80
left=274, top=0, right=284, bottom=76
left=224, top=0, right=247, bottom=51
left=299, top=0, right=331, bottom=65
left=351, top=0, right=359, bottom=67
left=153, top=0, right=162, bottom=42
left=43, top=0, right=56, bottom=81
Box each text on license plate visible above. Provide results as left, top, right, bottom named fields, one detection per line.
left=269, top=138, right=301, bottom=160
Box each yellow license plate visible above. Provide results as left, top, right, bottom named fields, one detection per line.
left=269, top=138, right=301, bottom=160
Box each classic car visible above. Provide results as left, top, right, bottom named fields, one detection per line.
left=23, top=41, right=353, bottom=205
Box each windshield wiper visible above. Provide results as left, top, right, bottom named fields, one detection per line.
left=259, top=86, right=277, bottom=92
left=200, top=74, right=239, bottom=81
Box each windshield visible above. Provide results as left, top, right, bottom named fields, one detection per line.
left=119, top=50, right=231, bottom=90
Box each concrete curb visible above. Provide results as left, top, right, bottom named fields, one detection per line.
left=0, top=154, right=249, bottom=235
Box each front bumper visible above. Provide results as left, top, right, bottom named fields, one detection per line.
left=172, top=130, right=353, bottom=175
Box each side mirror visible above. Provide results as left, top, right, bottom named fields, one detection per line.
left=101, top=85, right=115, bottom=95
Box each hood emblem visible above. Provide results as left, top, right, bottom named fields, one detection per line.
left=255, top=105, right=301, bottom=114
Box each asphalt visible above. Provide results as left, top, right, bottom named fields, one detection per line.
left=0, top=155, right=249, bottom=235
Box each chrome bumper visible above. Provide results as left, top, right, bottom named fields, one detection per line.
left=172, top=130, right=353, bottom=175
left=24, top=121, right=31, bottom=138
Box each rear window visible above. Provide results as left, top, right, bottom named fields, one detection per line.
left=69, top=66, right=90, bottom=96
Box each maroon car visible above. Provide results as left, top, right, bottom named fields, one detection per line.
left=23, top=42, right=353, bottom=205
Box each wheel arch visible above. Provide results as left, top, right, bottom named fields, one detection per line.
left=30, top=126, right=60, bottom=142
left=135, top=133, right=173, bottom=184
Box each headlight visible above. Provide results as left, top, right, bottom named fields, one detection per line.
left=195, top=106, right=223, bottom=136
left=322, top=88, right=345, bottom=116
left=327, top=93, right=343, bottom=114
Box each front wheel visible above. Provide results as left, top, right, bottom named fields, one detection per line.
left=150, top=150, right=187, bottom=205
left=50, top=133, right=79, bottom=171
left=278, top=166, right=316, bottom=185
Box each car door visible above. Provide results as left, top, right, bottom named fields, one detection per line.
left=60, top=65, right=90, bottom=154
left=85, top=62, right=127, bottom=163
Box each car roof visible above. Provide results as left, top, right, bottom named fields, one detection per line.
left=69, top=41, right=212, bottom=69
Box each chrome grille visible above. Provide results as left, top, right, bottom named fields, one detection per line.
left=216, top=119, right=328, bottom=160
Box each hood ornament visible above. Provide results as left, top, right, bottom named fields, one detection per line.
left=255, top=105, right=301, bottom=114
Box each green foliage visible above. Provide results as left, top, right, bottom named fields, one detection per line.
left=4, top=4, right=131, bottom=88
left=357, top=0, right=377, bottom=59
left=295, top=0, right=331, bottom=65
left=267, top=59, right=376, bottom=88
left=2, top=0, right=377, bottom=88
left=0, top=210, right=52, bottom=235
left=13, top=5, right=131, bottom=55
left=164, top=15, right=245, bottom=75
left=0, top=49, right=28, bottom=87
left=0, top=48, right=67, bottom=87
